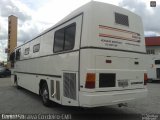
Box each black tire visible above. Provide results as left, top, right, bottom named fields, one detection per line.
left=41, top=82, right=51, bottom=107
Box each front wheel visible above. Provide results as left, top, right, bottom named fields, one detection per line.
left=41, top=83, right=51, bottom=107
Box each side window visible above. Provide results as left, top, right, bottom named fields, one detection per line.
left=54, top=29, right=64, bottom=52
left=24, top=48, right=30, bottom=55
left=53, top=23, right=76, bottom=53
left=33, top=44, right=40, bottom=53
left=10, top=52, right=15, bottom=68
left=64, top=24, right=76, bottom=50
left=16, top=48, right=21, bottom=60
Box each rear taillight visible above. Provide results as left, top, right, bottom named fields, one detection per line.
left=144, top=73, right=148, bottom=85
left=85, top=73, right=96, bottom=89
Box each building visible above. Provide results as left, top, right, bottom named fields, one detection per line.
left=145, top=36, right=160, bottom=55
left=145, top=36, right=160, bottom=81
left=7, top=15, right=18, bottom=68
left=8, top=15, right=17, bottom=55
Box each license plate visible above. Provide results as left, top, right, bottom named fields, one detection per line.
left=118, top=80, right=128, bottom=88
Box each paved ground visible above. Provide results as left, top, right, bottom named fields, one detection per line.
left=0, top=77, right=160, bottom=120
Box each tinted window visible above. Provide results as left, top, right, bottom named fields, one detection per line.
left=33, top=44, right=40, bottom=53
left=53, top=23, right=76, bottom=53
left=155, top=60, right=160, bottom=65
left=64, top=25, right=76, bottom=50
left=54, top=29, right=64, bottom=52
left=16, top=49, right=21, bottom=60
left=24, top=48, right=30, bottom=55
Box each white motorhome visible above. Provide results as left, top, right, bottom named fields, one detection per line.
left=147, top=55, right=160, bottom=82
left=10, top=1, right=147, bottom=107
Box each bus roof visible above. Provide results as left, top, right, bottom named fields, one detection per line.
left=16, top=1, right=140, bottom=49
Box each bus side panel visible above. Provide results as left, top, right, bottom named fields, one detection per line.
left=16, top=73, right=38, bottom=93
left=15, top=14, right=83, bottom=106
left=60, top=15, right=83, bottom=106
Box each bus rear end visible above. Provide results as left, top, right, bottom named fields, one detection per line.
left=79, top=2, right=147, bottom=107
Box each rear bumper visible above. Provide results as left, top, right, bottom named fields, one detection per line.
left=79, top=88, right=147, bottom=107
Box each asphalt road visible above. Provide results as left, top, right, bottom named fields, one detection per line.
left=0, top=77, right=160, bottom=120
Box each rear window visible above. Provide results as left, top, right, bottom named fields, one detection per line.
left=155, top=60, right=160, bottom=64
left=115, top=12, right=129, bottom=26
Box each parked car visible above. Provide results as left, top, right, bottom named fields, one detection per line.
left=0, top=67, right=11, bottom=77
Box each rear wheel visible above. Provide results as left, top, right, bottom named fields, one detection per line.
left=41, top=82, right=51, bottom=107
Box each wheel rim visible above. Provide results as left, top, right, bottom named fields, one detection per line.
left=42, top=89, right=48, bottom=102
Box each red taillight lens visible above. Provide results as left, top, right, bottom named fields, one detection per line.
left=85, top=73, right=96, bottom=89
left=144, top=73, right=148, bottom=85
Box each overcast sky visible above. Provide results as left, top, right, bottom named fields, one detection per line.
left=0, top=0, right=160, bottom=61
